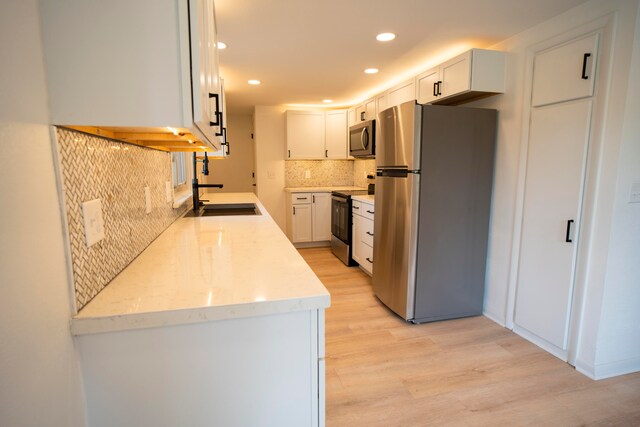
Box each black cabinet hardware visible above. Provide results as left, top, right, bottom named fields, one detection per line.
left=366, top=231, right=374, bottom=236
left=208, top=93, right=221, bottom=126
left=352, top=205, right=360, bottom=210
left=366, top=257, right=373, bottom=263
left=288, top=149, right=291, bottom=158
left=433, top=82, right=438, bottom=97
left=360, top=111, right=365, bottom=121
left=437, top=81, right=442, bottom=96
left=565, top=219, right=574, bottom=242
left=312, top=195, right=315, bottom=203
left=325, top=149, right=328, bottom=158
left=581, top=53, right=591, bottom=79
left=293, top=206, right=296, bottom=214
left=366, top=210, right=374, bottom=214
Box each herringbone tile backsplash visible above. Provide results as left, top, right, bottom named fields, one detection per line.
left=55, top=128, right=188, bottom=311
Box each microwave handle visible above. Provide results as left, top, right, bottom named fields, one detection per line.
left=361, top=127, right=369, bottom=149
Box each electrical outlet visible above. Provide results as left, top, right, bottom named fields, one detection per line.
left=630, top=181, right=640, bottom=203
left=165, top=181, right=173, bottom=203
left=82, top=198, right=105, bottom=247
left=267, top=170, right=275, bottom=179
left=305, top=170, right=311, bottom=179
left=145, top=186, right=151, bottom=213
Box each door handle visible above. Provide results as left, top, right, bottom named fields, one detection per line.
left=433, top=82, right=438, bottom=97
left=581, top=53, right=591, bottom=79
left=565, top=219, right=574, bottom=242
left=366, top=231, right=374, bottom=236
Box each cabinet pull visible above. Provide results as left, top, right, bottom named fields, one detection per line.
left=581, top=53, right=591, bottom=79
left=360, top=111, right=365, bottom=121
left=288, top=149, right=291, bottom=158
left=433, top=82, right=438, bottom=97
left=366, top=231, right=374, bottom=236
left=325, top=149, right=328, bottom=158
left=352, top=206, right=360, bottom=210
left=366, top=257, right=373, bottom=264
left=209, top=93, right=221, bottom=126
left=565, top=219, right=574, bottom=242
left=437, top=81, right=442, bottom=96
left=312, top=195, right=315, bottom=203
left=293, top=206, right=296, bottom=215
left=366, top=210, right=374, bottom=214
left=296, top=197, right=306, bottom=200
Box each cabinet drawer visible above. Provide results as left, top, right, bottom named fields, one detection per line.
left=361, top=244, right=373, bottom=275
left=361, top=202, right=375, bottom=221
left=291, top=193, right=312, bottom=204
left=362, top=218, right=374, bottom=247
left=351, top=200, right=362, bottom=214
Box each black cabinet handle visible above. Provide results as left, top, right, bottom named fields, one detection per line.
left=366, top=257, right=373, bottom=264
left=352, top=206, right=360, bottom=210
left=209, top=93, right=221, bottom=126
left=288, top=149, right=291, bottom=158
left=437, top=81, right=442, bottom=95
left=325, top=149, right=328, bottom=158
left=312, top=195, right=315, bottom=203
left=433, top=82, right=438, bottom=97
left=366, top=231, right=374, bottom=236
left=366, top=210, right=374, bottom=214
left=293, top=206, right=296, bottom=215
left=565, top=219, right=574, bottom=242
left=360, top=111, right=365, bottom=121
left=581, top=53, right=591, bottom=79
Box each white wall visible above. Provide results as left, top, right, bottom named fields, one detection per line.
left=254, top=106, right=287, bottom=230
left=204, top=114, right=256, bottom=193
left=0, top=1, right=86, bottom=425
left=471, top=0, right=640, bottom=379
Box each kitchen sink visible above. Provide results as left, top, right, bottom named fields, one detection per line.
left=194, top=203, right=261, bottom=217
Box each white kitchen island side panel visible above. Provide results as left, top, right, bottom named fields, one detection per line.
left=77, top=309, right=322, bottom=427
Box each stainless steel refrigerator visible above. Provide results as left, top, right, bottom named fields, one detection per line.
left=373, top=101, right=497, bottom=323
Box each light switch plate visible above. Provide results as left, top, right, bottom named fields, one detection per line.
left=145, top=186, right=151, bottom=213
left=165, top=181, right=173, bottom=203
left=82, top=198, right=105, bottom=247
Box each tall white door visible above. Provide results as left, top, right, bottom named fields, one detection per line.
left=513, top=32, right=599, bottom=360
left=312, top=193, right=332, bottom=241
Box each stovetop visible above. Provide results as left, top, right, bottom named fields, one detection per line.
left=331, top=189, right=369, bottom=198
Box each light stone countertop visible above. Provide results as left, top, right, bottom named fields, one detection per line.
left=352, top=195, right=375, bottom=204
left=70, top=193, right=330, bottom=336
left=284, top=186, right=367, bottom=193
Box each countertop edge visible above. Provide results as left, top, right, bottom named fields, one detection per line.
left=71, top=294, right=330, bottom=336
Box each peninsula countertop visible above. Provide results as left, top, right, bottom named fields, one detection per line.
left=71, top=193, right=330, bottom=336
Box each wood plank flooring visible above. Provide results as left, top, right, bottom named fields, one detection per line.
left=299, top=247, right=640, bottom=427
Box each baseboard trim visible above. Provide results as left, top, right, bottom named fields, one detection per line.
left=577, top=357, right=640, bottom=380
left=482, top=310, right=506, bottom=327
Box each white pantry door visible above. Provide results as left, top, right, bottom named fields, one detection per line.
left=514, top=99, right=592, bottom=356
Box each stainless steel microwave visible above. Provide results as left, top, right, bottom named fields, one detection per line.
left=349, top=119, right=375, bottom=158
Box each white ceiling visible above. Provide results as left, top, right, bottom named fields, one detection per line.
left=215, top=0, right=589, bottom=114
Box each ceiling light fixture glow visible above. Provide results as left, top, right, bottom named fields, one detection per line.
left=364, top=68, right=379, bottom=74
left=248, top=79, right=261, bottom=85
left=217, top=41, right=227, bottom=49
left=376, top=32, right=396, bottom=42
left=322, top=99, right=333, bottom=103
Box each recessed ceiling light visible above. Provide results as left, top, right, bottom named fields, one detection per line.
left=248, top=79, right=261, bottom=85
left=217, top=41, right=227, bottom=49
left=322, top=99, right=333, bottom=103
left=376, top=33, right=396, bottom=42
left=364, top=68, right=379, bottom=74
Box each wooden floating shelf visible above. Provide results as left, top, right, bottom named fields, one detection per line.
left=62, top=126, right=214, bottom=153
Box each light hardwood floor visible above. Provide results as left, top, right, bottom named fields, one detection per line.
left=299, top=247, right=640, bottom=427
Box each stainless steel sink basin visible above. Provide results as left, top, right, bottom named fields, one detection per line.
left=193, top=203, right=261, bottom=217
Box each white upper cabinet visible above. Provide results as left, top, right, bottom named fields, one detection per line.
left=354, top=99, right=376, bottom=122
left=531, top=33, right=599, bottom=107
left=324, top=110, right=348, bottom=159
left=386, top=79, right=416, bottom=109
left=286, top=110, right=348, bottom=159
left=286, top=110, right=325, bottom=159
left=416, top=49, right=506, bottom=105
left=39, top=0, right=223, bottom=150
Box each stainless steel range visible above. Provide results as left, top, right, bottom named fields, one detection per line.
left=330, top=189, right=369, bottom=265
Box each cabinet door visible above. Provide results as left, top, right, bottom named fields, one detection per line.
left=351, top=214, right=363, bottom=265
left=532, top=34, right=599, bottom=107
left=286, top=111, right=325, bottom=159
left=440, top=50, right=471, bottom=99
left=355, top=104, right=367, bottom=122
left=514, top=99, right=592, bottom=354
left=416, top=67, right=440, bottom=104
left=387, top=79, right=416, bottom=108
left=311, top=193, right=332, bottom=241
left=291, top=203, right=313, bottom=243
left=325, top=110, right=347, bottom=159
left=365, top=99, right=376, bottom=120
left=347, top=108, right=356, bottom=127
left=376, top=94, right=388, bottom=116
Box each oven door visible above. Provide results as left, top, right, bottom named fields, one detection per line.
left=331, top=195, right=349, bottom=243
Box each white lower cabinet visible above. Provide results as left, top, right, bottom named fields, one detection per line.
left=352, top=198, right=375, bottom=275
left=76, top=309, right=326, bottom=427
left=287, top=192, right=332, bottom=244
